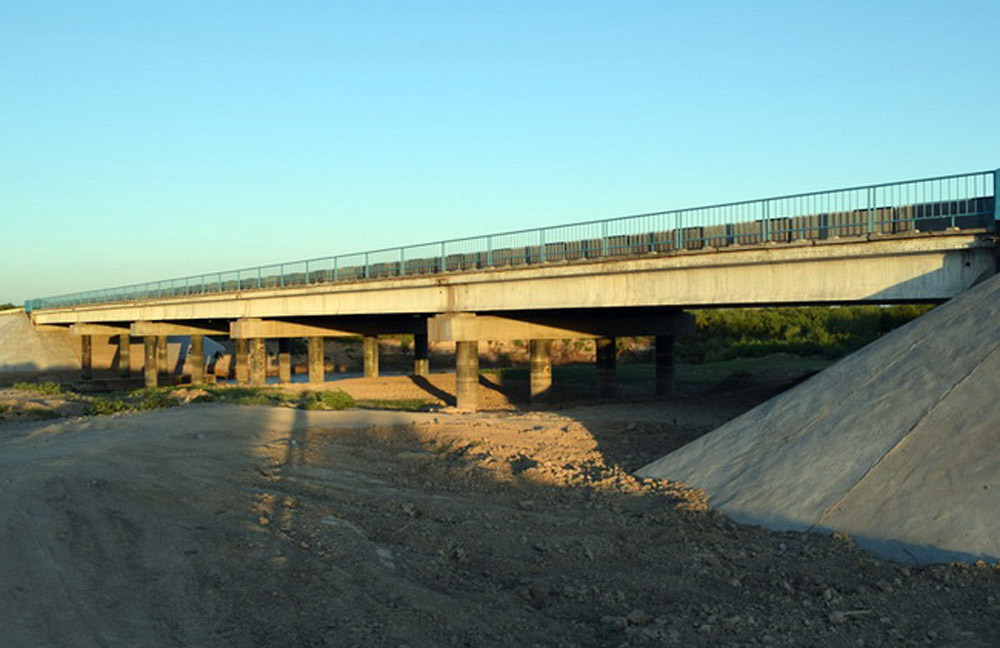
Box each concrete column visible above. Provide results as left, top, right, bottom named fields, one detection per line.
left=144, top=337, right=158, bottom=388
left=278, top=338, right=292, bottom=384
left=80, top=334, right=93, bottom=380
left=235, top=338, right=250, bottom=386
left=249, top=338, right=267, bottom=386
left=413, top=332, right=429, bottom=377
left=157, top=335, right=169, bottom=381
left=308, top=336, right=325, bottom=384
left=455, top=340, right=479, bottom=411
left=363, top=335, right=379, bottom=378
left=529, top=339, right=553, bottom=405
left=655, top=334, right=675, bottom=397
left=118, top=333, right=131, bottom=378
left=190, top=335, right=205, bottom=385
left=596, top=336, right=617, bottom=397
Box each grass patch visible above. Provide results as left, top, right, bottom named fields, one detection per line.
left=177, top=386, right=356, bottom=410
left=298, top=390, right=356, bottom=410
left=12, top=381, right=63, bottom=395
left=355, top=398, right=430, bottom=412
left=82, top=388, right=181, bottom=416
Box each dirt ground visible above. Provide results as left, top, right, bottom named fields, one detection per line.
left=0, top=372, right=997, bottom=647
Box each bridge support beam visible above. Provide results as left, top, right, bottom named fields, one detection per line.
left=529, top=339, right=552, bottom=405
left=190, top=334, right=205, bottom=385
left=118, top=333, right=131, bottom=378
left=413, top=332, right=429, bottom=377
left=144, top=337, right=158, bottom=388
left=363, top=336, right=379, bottom=378
left=596, top=337, right=617, bottom=398
left=278, top=339, right=292, bottom=384
left=80, top=334, right=93, bottom=380
left=455, top=341, right=479, bottom=411
left=235, top=339, right=250, bottom=386
left=655, top=335, right=675, bottom=397
left=308, top=337, right=325, bottom=384
left=249, top=338, right=267, bottom=386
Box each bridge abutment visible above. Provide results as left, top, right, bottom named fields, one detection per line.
left=249, top=338, right=267, bottom=386
left=308, top=337, right=325, bottom=384
left=118, top=333, right=131, bottom=378
left=278, top=339, right=292, bottom=384
left=413, top=333, right=429, bottom=377
left=235, top=339, right=250, bottom=386
left=189, top=335, right=204, bottom=385
left=596, top=337, right=617, bottom=398
left=363, top=336, right=379, bottom=378
left=655, top=335, right=675, bottom=397
left=455, top=341, right=479, bottom=410
left=529, top=339, right=553, bottom=405
left=144, top=337, right=158, bottom=388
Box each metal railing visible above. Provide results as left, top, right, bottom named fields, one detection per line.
left=25, top=169, right=998, bottom=312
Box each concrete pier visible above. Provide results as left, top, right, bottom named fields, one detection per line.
left=413, top=332, right=429, bottom=377
left=144, top=337, right=158, bottom=388
left=190, top=335, right=204, bottom=385
left=118, top=333, right=131, bottom=378
left=157, top=335, right=168, bottom=381
left=278, top=339, right=292, bottom=384
left=455, top=341, right=479, bottom=410
left=655, top=334, right=675, bottom=397
left=235, top=339, right=250, bottom=386
left=596, top=336, right=616, bottom=397
left=308, top=337, right=324, bottom=384
left=249, top=338, right=267, bottom=386
left=363, top=335, right=379, bottom=378
left=529, top=339, right=552, bottom=405
left=80, top=334, right=92, bottom=380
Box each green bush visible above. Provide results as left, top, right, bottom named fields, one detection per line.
left=86, top=398, right=132, bottom=415
left=677, top=305, right=934, bottom=363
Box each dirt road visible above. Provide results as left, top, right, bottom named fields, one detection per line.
left=0, top=394, right=997, bottom=647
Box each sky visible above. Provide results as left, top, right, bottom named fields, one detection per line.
left=2, top=1, right=999, bottom=304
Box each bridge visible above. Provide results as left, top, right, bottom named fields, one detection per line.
left=24, top=169, right=1000, bottom=410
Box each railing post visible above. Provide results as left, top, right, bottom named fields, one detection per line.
left=539, top=229, right=547, bottom=263
left=333, top=257, right=339, bottom=281
left=994, top=169, right=1000, bottom=228
left=601, top=221, right=609, bottom=256
left=487, top=236, right=494, bottom=267
left=399, top=247, right=405, bottom=275
left=280, top=264, right=285, bottom=287
left=762, top=201, right=770, bottom=243
left=364, top=252, right=370, bottom=279
left=440, top=242, right=446, bottom=273
left=305, top=260, right=311, bottom=284
left=257, top=267, right=262, bottom=289
left=867, top=187, right=875, bottom=235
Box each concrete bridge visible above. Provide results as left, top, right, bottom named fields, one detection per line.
left=24, top=169, right=1000, bottom=409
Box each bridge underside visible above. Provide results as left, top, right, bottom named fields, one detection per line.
left=27, top=231, right=999, bottom=410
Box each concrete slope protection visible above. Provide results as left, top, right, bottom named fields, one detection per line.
left=0, top=311, right=80, bottom=376
left=637, top=272, right=1000, bottom=565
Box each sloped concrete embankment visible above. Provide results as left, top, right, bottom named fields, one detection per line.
left=638, top=273, right=1000, bottom=564
left=0, top=311, right=80, bottom=382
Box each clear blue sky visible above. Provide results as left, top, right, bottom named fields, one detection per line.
left=3, top=1, right=998, bottom=304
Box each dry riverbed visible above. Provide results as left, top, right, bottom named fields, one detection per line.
left=0, top=373, right=997, bottom=647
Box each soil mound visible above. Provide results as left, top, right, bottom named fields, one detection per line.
left=638, top=273, right=1000, bottom=565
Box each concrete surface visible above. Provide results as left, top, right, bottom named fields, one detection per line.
left=637, top=271, right=1000, bottom=565
left=31, top=233, right=994, bottom=326
left=0, top=311, right=80, bottom=378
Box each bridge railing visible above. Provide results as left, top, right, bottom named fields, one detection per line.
left=26, top=169, right=998, bottom=311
